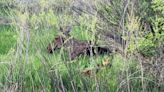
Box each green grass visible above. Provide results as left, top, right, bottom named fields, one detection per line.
left=0, top=25, right=142, bottom=91
left=0, top=25, right=17, bottom=54
left=0, top=0, right=163, bottom=91
left=0, top=16, right=157, bottom=92
left=0, top=24, right=122, bottom=91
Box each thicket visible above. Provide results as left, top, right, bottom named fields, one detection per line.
left=0, top=0, right=163, bottom=92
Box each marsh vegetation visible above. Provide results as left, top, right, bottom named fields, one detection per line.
left=0, top=0, right=163, bottom=92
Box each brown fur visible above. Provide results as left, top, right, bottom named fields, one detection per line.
left=47, top=36, right=112, bottom=60
left=47, top=26, right=112, bottom=60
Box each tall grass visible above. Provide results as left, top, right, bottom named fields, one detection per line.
left=0, top=0, right=163, bottom=92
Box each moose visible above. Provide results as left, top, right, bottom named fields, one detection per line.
left=47, top=26, right=112, bottom=60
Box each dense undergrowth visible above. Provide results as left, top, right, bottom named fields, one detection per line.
left=0, top=0, right=163, bottom=92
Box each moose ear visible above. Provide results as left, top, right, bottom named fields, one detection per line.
left=59, top=26, right=63, bottom=32
left=64, top=26, right=72, bottom=35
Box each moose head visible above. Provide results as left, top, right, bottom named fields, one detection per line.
left=47, top=36, right=64, bottom=53
left=47, top=26, right=72, bottom=53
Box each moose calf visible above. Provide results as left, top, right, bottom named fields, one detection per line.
left=47, top=26, right=111, bottom=60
